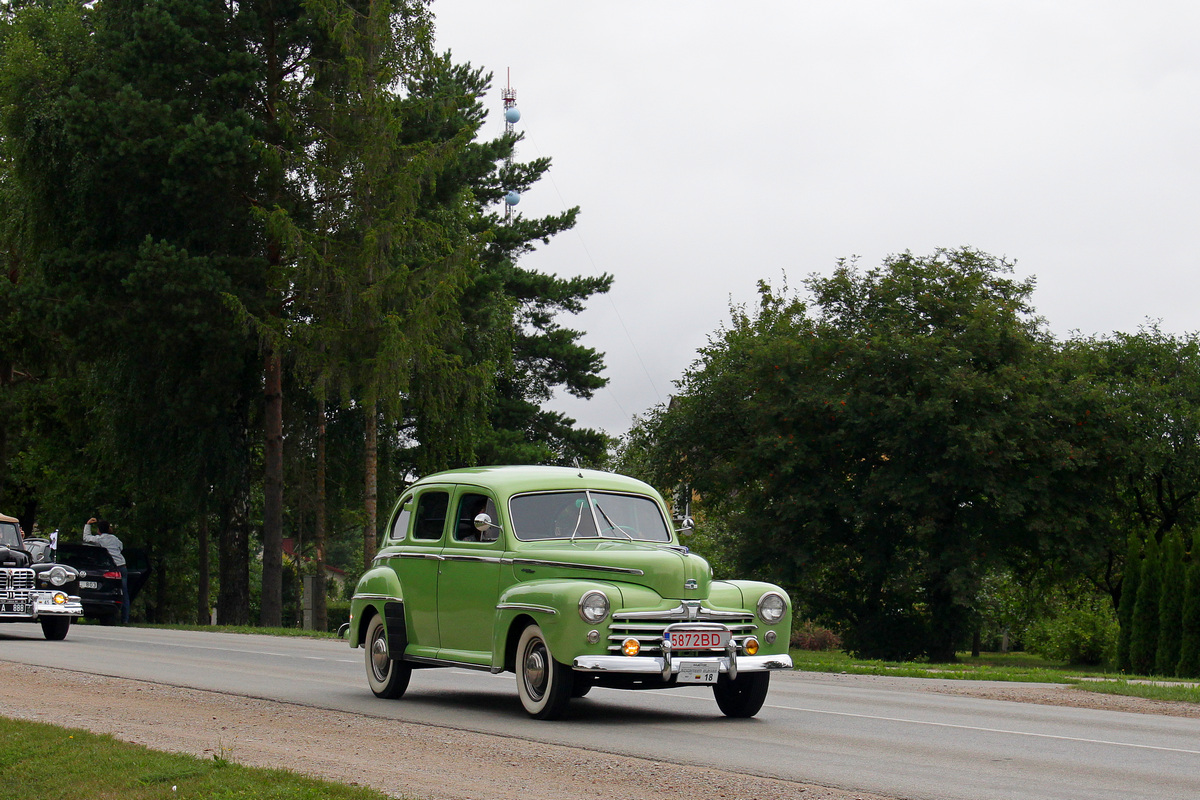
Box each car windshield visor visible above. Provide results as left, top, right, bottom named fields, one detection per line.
left=509, top=491, right=670, bottom=542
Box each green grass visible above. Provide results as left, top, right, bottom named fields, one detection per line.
left=0, top=717, right=395, bottom=800
left=133, top=623, right=339, bottom=639
left=789, top=648, right=1200, bottom=703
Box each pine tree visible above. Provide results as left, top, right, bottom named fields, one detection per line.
left=1178, top=534, right=1200, bottom=678
left=1116, top=532, right=1142, bottom=672
left=1157, top=530, right=1186, bottom=674
left=1129, top=533, right=1162, bottom=674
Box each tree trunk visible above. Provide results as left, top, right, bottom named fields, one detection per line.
left=217, top=489, right=251, bottom=625
left=363, top=397, right=378, bottom=570
left=197, top=512, right=210, bottom=625
left=314, top=397, right=328, bottom=631
left=260, top=346, right=284, bottom=627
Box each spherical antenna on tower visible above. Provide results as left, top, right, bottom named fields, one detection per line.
left=502, top=68, right=521, bottom=223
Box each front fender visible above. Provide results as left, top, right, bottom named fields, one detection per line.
left=349, top=566, right=404, bottom=648
left=492, top=579, right=620, bottom=672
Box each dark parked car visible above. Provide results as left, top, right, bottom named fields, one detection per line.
left=0, top=515, right=83, bottom=639
left=54, top=543, right=150, bottom=623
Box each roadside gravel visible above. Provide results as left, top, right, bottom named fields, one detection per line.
left=2, top=661, right=1196, bottom=800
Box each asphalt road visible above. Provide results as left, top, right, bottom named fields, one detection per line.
left=2, top=624, right=1198, bottom=800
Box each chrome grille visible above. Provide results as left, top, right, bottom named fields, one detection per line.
left=0, top=568, right=35, bottom=602
left=608, top=602, right=757, bottom=655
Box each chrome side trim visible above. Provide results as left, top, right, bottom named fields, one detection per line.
left=441, top=554, right=505, bottom=564
left=402, top=655, right=493, bottom=672
left=496, top=602, right=558, bottom=615
left=508, top=558, right=644, bottom=576
left=354, top=593, right=403, bottom=602
left=572, top=653, right=793, bottom=674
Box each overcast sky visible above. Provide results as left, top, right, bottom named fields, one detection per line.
left=434, top=1, right=1200, bottom=438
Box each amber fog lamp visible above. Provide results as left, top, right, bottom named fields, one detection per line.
left=53, top=592, right=67, bottom=605
left=622, top=638, right=640, bottom=657
left=744, top=637, right=760, bottom=656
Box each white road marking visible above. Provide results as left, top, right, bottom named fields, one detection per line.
left=766, top=702, right=1200, bottom=756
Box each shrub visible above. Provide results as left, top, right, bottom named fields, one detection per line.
left=326, top=600, right=352, bottom=633
left=790, top=620, right=843, bottom=651
left=1026, top=597, right=1118, bottom=666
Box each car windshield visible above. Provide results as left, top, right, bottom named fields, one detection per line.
left=509, top=491, right=671, bottom=542
left=56, top=544, right=116, bottom=570
left=0, top=521, right=19, bottom=548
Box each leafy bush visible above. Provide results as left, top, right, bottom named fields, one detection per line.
left=791, top=620, right=843, bottom=651
left=326, top=600, right=351, bottom=633
left=1026, top=597, right=1118, bottom=666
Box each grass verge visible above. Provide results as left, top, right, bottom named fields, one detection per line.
left=0, top=716, right=391, bottom=800
left=790, top=649, right=1200, bottom=703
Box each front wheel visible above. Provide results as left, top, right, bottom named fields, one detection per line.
left=712, top=672, right=770, bottom=718
left=364, top=615, right=411, bottom=699
left=516, top=624, right=573, bottom=719
left=40, top=616, right=71, bottom=641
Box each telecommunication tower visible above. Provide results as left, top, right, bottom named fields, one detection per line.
left=501, top=69, right=521, bottom=222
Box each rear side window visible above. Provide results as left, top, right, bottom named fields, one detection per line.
left=412, top=492, right=449, bottom=541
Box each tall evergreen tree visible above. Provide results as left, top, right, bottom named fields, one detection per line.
left=1116, top=532, right=1142, bottom=672
left=1178, top=534, right=1200, bottom=678
left=1157, top=530, right=1186, bottom=674
left=1130, top=532, right=1162, bottom=674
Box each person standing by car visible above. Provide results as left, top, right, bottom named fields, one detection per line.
left=84, top=517, right=128, bottom=624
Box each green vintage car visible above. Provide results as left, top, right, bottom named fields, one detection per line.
left=348, top=466, right=793, bottom=719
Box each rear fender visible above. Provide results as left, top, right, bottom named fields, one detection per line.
left=349, top=566, right=404, bottom=648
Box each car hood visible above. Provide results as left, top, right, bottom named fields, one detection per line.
left=509, top=540, right=711, bottom=600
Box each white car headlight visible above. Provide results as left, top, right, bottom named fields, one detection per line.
left=578, top=590, right=610, bottom=623
left=757, top=591, right=786, bottom=624
left=48, top=566, right=70, bottom=586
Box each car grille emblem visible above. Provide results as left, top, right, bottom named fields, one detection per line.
left=684, top=579, right=698, bottom=590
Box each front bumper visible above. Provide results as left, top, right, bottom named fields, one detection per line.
left=34, top=593, right=84, bottom=617
left=573, top=653, right=793, bottom=680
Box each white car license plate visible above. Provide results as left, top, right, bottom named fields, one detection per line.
left=667, top=628, right=729, bottom=649
left=79, top=581, right=100, bottom=589
left=676, top=660, right=719, bottom=683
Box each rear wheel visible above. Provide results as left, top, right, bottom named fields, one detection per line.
left=712, top=672, right=770, bottom=718
left=40, top=616, right=71, bottom=641
left=516, top=624, right=573, bottom=719
left=364, top=615, right=411, bottom=699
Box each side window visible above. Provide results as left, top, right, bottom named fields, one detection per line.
left=454, top=493, right=499, bottom=543
left=388, top=497, right=413, bottom=541
left=412, top=491, right=449, bottom=541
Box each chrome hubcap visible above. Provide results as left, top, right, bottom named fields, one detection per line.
left=371, top=632, right=390, bottom=680
left=523, top=642, right=547, bottom=700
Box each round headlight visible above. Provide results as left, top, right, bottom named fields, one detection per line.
left=757, top=592, right=786, bottom=624
left=578, top=590, right=610, bottom=623
left=48, top=566, right=69, bottom=586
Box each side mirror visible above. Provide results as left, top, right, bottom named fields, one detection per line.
left=675, top=516, right=695, bottom=536
left=474, top=513, right=501, bottom=542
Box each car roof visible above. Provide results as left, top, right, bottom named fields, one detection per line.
left=410, top=466, right=660, bottom=499
left=0, top=512, right=18, bottom=524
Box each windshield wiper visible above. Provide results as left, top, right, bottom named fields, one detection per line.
left=593, top=502, right=633, bottom=540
